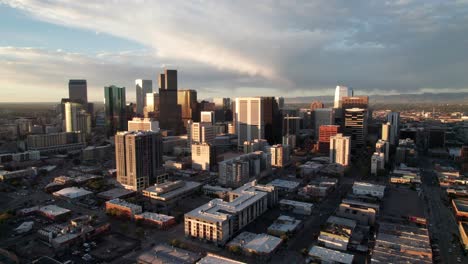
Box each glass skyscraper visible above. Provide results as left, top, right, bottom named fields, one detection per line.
left=104, top=85, right=126, bottom=137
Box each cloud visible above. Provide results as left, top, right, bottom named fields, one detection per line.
left=0, top=0, right=468, bottom=101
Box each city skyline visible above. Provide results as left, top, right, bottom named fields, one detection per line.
left=1, top=1, right=468, bottom=102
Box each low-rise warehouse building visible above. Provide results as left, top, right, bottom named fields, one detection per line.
left=352, top=181, right=386, bottom=199
left=97, top=188, right=136, bottom=200
left=196, top=253, right=246, bottom=264
left=38, top=205, right=71, bottom=221
left=371, top=222, right=432, bottom=263
left=336, top=203, right=376, bottom=225
left=308, top=246, right=354, bottom=264
left=267, top=215, right=302, bottom=237
left=452, top=198, right=468, bottom=220
left=105, top=198, right=142, bottom=218
left=279, top=199, right=313, bottom=215
left=137, top=244, right=202, bottom=264
left=267, top=179, right=300, bottom=193
left=134, top=212, right=176, bottom=229
left=228, top=232, right=282, bottom=256
left=53, top=187, right=93, bottom=200
left=143, top=180, right=202, bottom=205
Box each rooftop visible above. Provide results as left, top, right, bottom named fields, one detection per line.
left=107, top=198, right=142, bottom=211
left=144, top=181, right=201, bottom=201
left=135, top=212, right=174, bottom=222
left=453, top=199, right=468, bottom=213
left=308, top=246, right=354, bottom=264
left=267, top=179, right=300, bottom=190
left=268, top=215, right=302, bottom=234
left=53, top=187, right=92, bottom=199
left=327, top=215, right=357, bottom=230
left=137, top=244, right=201, bottom=264
left=38, top=205, right=71, bottom=216
left=279, top=199, right=313, bottom=209
left=97, top=188, right=135, bottom=200
left=353, top=181, right=386, bottom=193
left=229, top=232, right=282, bottom=254
left=196, top=253, right=246, bottom=264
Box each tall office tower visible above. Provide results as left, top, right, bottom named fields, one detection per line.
left=342, top=96, right=369, bottom=110
left=200, top=111, right=215, bottom=124
left=243, top=139, right=269, bottom=153
left=199, top=100, right=216, bottom=111
left=381, top=122, right=391, bottom=142
left=330, top=133, right=350, bottom=166
left=318, top=125, right=340, bottom=155
left=344, top=108, right=368, bottom=151
left=189, top=122, right=215, bottom=145
left=64, top=102, right=91, bottom=135
left=128, top=117, right=159, bottom=132
left=104, top=85, right=127, bottom=137
left=178, top=89, right=199, bottom=128
left=387, top=112, right=400, bottom=145
left=269, top=144, right=291, bottom=168
left=371, top=152, right=385, bottom=175
left=191, top=143, right=215, bottom=171
left=213, top=98, right=231, bottom=110
left=334, top=86, right=353, bottom=108
left=262, top=97, right=282, bottom=145
left=135, top=79, right=153, bottom=116
left=145, top=92, right=160, bottom=116
left=115, top=131, right=163, bottom=191
left=158, top=69, right=183, bottom=135
left=310, top=101, right=324, bottom=111
left=235, top=97, right=264, bottom=146
left=68, top=80, right=88, bottom=105
left=461, top=145, right=468, bottom=173
left=277, top=97, right=285, bottom=109
left=283, top=116, right=302, bottom=136
left=314, top=108, right=335, bottom=139
left=376, top=139, right=390, bottom=163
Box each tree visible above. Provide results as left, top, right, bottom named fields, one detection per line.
left=228, top=245, right=242, bottom=255
left=170, top=239, right=181, bottom=247
left=301, top=248, right=309, bottom=256
left=280, top=233, right=289, bottom=242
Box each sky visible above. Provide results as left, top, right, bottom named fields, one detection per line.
left=0, top=0, right=468, bottom=102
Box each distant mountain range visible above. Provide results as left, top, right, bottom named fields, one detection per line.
left=285, top=92, right=468, bottom=104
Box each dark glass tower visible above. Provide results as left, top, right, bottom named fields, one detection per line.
left=104, top=85, right=127, bottom=137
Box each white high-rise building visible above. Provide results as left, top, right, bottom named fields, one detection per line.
left=387, top=112, right=400, bottom=145
left=334, top=86, right=353, bottom=108
left=65, top=102, right=91, bottom=135
left=201, top=111, right=215, bottom=124
left=269, top=144, right=291, bottom=168
left=135, top=79, right=153, bottom=115
left=381, top=122, right=391, bottom=142
left=330, top=133, right=350, bottom=166
left=188, top=121, right=215, bottom=146
left=128, top=117, right=160, bottom=132
left=375, top=139, right=390, bottom=163
left=235, top=97, right=264, bottom=146
left=191, top=143, right=214, bottom=171
left=371, top=152, right=385, bottom=175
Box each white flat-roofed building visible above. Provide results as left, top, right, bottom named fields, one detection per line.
left=352, top=181, right=386, bottom=199
left=196, top=253, right=246, bottom=264
left=0, top=167, right=37, bottom=181
left=184, top=181, right=277, bottom=245
left=143, top=180, right=201, bottom=205
left=53, top=187, right=93, bottom=200
left=309, top=245, right=354, bottom=264
left=267, top=215, right=302, bottom=237
left=279, top=199, right=313, bottom=215
left=228, top=232, right=282, bottom=256
left=267, top=179, right=300, bottom=193
left=38, top=205, right=71, bottom=220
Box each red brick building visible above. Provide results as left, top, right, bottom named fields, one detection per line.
left=318, top=125, right=340, bottom=155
